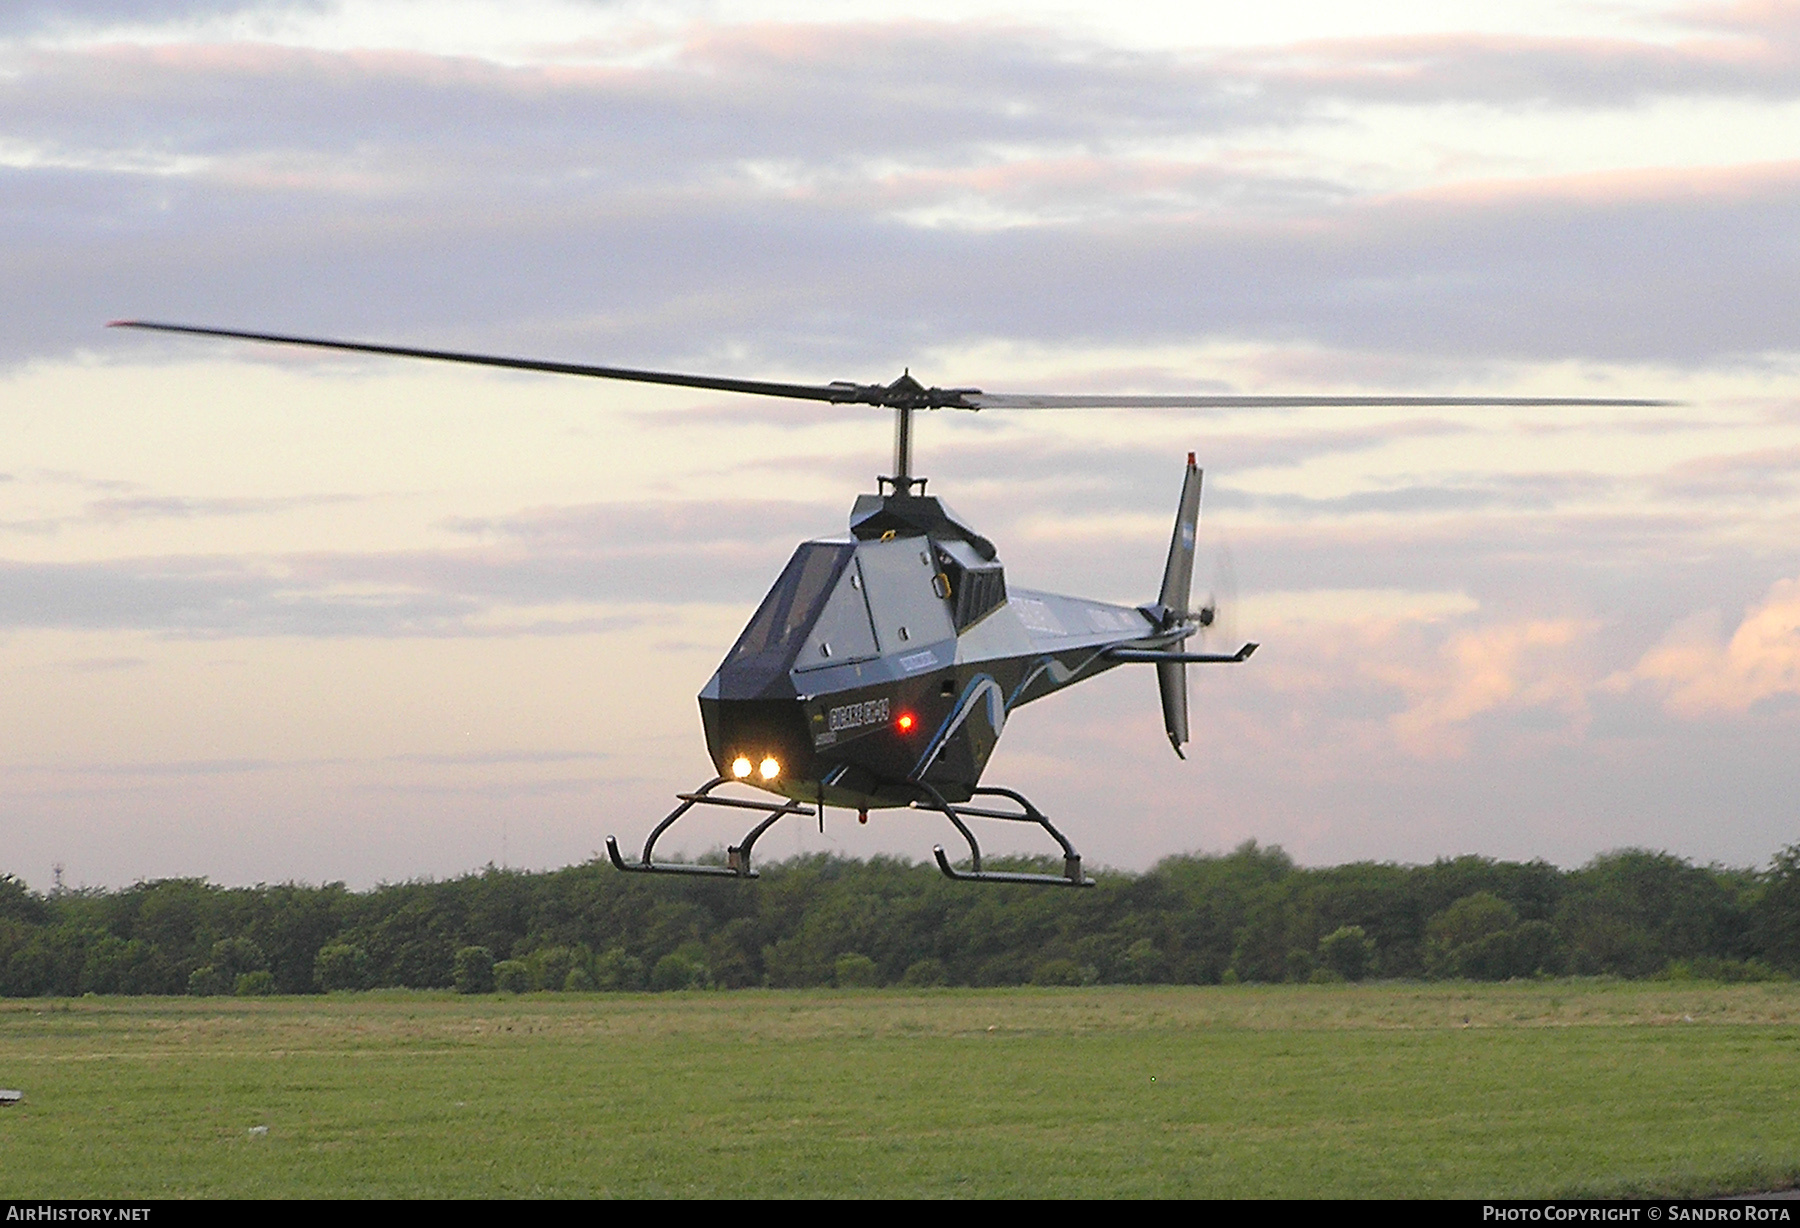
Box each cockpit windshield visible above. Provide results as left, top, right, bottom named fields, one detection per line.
left=725, top=543, right=852, bottom=668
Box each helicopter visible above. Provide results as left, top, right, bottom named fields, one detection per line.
left=110, top=320, right=1665, bottom=887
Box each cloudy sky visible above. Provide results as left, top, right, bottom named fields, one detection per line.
left=4, top=0, right=1799, bottom=889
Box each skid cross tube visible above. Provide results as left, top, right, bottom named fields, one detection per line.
left=912, top=782, right=1094, bottom=887
left=606, top=776, right=813, bottom=878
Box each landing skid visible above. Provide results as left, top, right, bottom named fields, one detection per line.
left=605, top=776, right=812, bottom=879
left=913, top=782, right=1094, bottom=888
left=605, top=777, right=1093, bottom=887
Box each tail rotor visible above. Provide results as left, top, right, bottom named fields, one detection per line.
left=1196, top=540, right=1237, bottom=649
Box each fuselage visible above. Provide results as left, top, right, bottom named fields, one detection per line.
left=698, top=492, right=1187, bottom=810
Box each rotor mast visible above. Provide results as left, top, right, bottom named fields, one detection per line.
left=891, top=404, right=919, bottom=494
left=879, top=370, right=934, bottom=497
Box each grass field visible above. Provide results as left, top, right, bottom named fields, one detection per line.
left=3, top=981, right=1799, bottom=1198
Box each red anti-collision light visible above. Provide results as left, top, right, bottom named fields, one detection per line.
left=896, top=713, right=916, bottom=733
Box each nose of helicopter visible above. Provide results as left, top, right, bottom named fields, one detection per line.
left=698, top=694, right=817, bottom=797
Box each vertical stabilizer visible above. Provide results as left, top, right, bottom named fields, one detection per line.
left=1157, top=659, right=1189, bottom=759
left=1156, top=455, right=1203, bottom=757
left=1158, top=455, right=1203, bottom=616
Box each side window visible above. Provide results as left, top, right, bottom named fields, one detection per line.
left=726, top=543, right=850, bottom=667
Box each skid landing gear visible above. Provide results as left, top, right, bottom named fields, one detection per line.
left=606, top=777, right=1092, bottom=887
left=605, top=776, right=813, bottom=879
left=913, top=782, right=1094, bottom=888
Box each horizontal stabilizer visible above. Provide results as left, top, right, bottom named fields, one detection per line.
left=1109, top=643, right=1259, bottom=665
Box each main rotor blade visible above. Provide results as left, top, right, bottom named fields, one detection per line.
left=108, top=320, right=873, bottom=405
left=111, top=321, right=1676, bottom=411
left=966, top=393, right=1676, bottom=409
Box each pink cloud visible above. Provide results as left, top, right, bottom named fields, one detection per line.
left=1392, top=158, right=1800, bottom=212
left=1373, top=618, right=1599, bottom=757
left=1620, top=575, right=1800, bottom=714
left=1240, top=608, right=1602, bottom=760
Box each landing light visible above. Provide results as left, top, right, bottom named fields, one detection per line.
left=732, top=756, right=753, bottom=779
left=759, top=757, right=781, bottom=781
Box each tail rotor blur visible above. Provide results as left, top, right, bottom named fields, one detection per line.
left=1198, top=539, right=1238, bottom=650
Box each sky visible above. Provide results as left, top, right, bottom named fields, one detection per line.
left=3, top=0, right=1799, bottom=890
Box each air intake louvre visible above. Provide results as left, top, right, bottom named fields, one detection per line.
left=935, top=542, right=1007, bottom=631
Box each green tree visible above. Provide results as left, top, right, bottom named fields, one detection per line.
left=190, top=936, right=268, bottom=996
left=650, top=943, right=709, bottom=991
left=594, top=947, right=645, bottom=991
left=0, top=875, right=48, bottom=926
left=234, top=970, right=276, bottom=996
left=1750, top=844, right=1800, bottom=973
left=314, top=943, right=372, bottom=991
left=1318, top=926, right=1375, bottom=981
left=1558, top=851, right=1743, bottom=976
left=900, top=958, right=947, bottom=987
left=833, top=952, right=880, bottom=987
left=1425, top=892, right=1516, bottom=977
left=453, top=945, right=495, bottom=994
left=530, top=946, right=578, bottom=992
left=493, top=959, right=532, bottom=993
left=1030, top=958, right=1085, bottom=986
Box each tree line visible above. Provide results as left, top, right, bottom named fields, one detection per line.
left=2, top=842, right=1798, bottom=997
